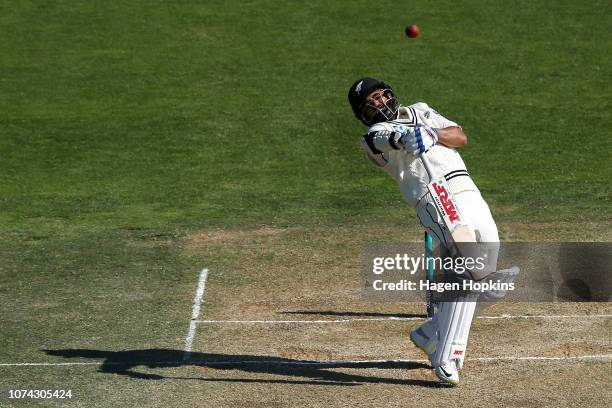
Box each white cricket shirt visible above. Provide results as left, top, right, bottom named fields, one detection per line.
left=361, top=103, right=479, bottom=205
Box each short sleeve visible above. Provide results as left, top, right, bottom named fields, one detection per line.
left=410, top=102, right=459, bottom=129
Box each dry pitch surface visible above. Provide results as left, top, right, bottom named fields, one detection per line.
left=171, top=223, right=610, bottom=407
left=2, top=222, right=611, bottom=407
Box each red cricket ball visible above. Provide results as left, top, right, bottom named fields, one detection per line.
left=406, top=24, right=420, bottom=38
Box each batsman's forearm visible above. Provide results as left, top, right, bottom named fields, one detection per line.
left=438, top=126, right=467, bottom=148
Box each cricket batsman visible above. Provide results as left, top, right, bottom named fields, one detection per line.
left=348, top=77, right=501, bottom=385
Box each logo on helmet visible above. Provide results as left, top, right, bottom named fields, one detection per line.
left=355, top=81, right=363, bottom=94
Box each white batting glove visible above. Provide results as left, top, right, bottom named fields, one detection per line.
left=371, top=130, right=405, bottom=149
left=403, top=125, right=439, bottom=155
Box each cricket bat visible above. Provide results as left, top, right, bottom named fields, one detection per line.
left=424, top=231, right=435, bottom=317
left=420, top=152, right=476, bottom=243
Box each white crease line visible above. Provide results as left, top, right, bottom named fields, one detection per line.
left=197, top=318, right=421, bottom=324
left=470, top=355, right=612, bottom=362
left=182, top=268, right=209, bottom=361
left=189, top=355, right=612, bottom=364
left=478, top=314, right=612, bottom=320
left=195, top=314, right=612, bottom=324
left=1, top=354, right=610, bottom=367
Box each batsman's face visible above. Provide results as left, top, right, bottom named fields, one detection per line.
left=360, top=88, right=397, bottom=125
left=363, top=90, right=394, bottom=119
left=365, top=89, right=390, bottom=108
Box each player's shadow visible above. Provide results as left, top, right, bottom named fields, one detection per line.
left=280, top=310, right=426, bottom=319
left=43, top=348, right=443, bottom=387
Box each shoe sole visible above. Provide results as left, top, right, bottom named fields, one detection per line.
left=435, top=373, right=459, bottom=386
left=435, top=367, right=460, bottom=386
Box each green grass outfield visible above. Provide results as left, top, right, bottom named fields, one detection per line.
left=0, top=0, right=610, bottom=406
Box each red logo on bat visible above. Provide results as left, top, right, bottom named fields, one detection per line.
left=433, top=183, right=460, bottom=222
left=453, top=350, right=464, bottom=356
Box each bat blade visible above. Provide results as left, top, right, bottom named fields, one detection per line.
left=427, top=177, right=476, bottom=243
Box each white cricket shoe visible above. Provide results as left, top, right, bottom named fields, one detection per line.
left=435, top=361, right=460, bottom=386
